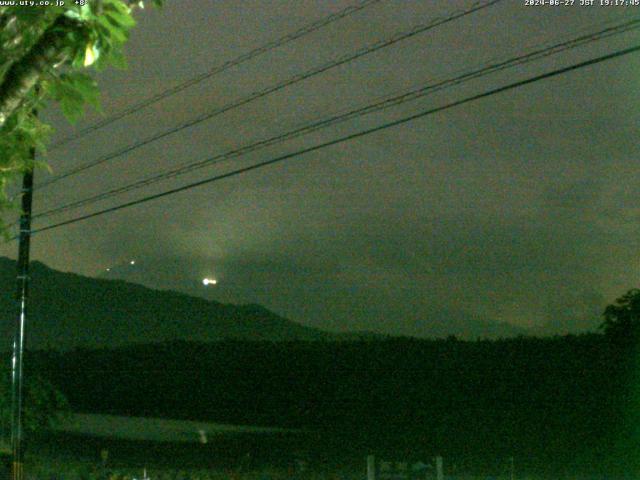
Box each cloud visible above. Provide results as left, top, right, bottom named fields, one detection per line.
left=11, top=0, right=638, bottom=338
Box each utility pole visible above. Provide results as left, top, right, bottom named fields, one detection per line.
left=367, top=455, right=375, bottom=480
left=11, top=146, right=35, bottom=480
left=435, top=456, right=443, bottom=480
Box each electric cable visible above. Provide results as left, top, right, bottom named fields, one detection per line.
left=27, top=43, right=640, bottom=237
left=34, top=17, right=640, bottom=220
left=38, top=0, right=503, bottom=189
left=50, top=0, right=386, bottom=149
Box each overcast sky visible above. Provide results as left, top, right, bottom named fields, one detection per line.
left=2, top=0, right=639, bottom=337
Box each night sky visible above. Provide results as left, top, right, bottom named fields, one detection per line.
left=1, top=0, right=638, bottom=337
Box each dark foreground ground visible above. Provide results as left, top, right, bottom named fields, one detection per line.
left=13, top=430, right=636, bottom=480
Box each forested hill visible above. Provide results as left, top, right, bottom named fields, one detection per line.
left=0, top=257, right=336, bottom=350
left=28, top=334, right=638, bottom=476
left=0, top=257, right=535, bottom=348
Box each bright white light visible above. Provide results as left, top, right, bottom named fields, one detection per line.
left=130, top=260, right=136, bottom=265
left=106, top=268, right=111, bottom=272
left=202, top=278, right=217, bottom=286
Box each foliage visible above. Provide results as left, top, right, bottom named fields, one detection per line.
left=600, top=288, right=640, bottom=346
left=0, top=0, right=163, bottom=438
left=30, top=334, right=629, bottom=476
left=0, top=363, right=69, bottom=438
left=0, top=0, right=163, bottom=234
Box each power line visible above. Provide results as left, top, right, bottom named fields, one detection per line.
left=33, top=17, right=640, bottom=220
left=42, top=0, right=501, bottom=187
left=37, top=19, right=636, bottom=217
left=28, top=44, right=640, bottom=236
left=38, top=0, right=503, bottom=189
left=50, top=0, right=385, bottom=149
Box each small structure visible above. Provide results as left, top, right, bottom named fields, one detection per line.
left=367, top=455, right=443, bottom=480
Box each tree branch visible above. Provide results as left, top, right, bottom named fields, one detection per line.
left=0, top=15, right=80, bottom=128
left=0, top=11, right=57, bottom=84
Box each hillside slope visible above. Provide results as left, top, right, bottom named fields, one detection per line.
left=0, top=258, right=332, bottom=350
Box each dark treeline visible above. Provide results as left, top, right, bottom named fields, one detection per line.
left=25, top=334, right=639, bottom=476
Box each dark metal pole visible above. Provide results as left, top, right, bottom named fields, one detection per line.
left=11, top=152, right=34, bottom=480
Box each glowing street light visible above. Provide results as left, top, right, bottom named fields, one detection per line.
left=202, top=278, right=217, bottom=286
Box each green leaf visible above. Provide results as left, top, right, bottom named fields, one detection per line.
left=104, top=0, right=136, bottom=28
left=102, top=14, right=129, bottom=42
left=63, top=9, right=82, bottom=20
left=79, top=3, right=93, bottom=20
left=49, top=72, right=102, bottom=122
left=59, top=94, right=85, bottom=124
left=69, top=73, right=101, bottom=110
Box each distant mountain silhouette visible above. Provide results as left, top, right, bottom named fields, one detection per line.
left=395, top=307, right=530, bottom=339
left=0, top=257, right=334, bottom=350
left=0, top=257, right=532, bottom=350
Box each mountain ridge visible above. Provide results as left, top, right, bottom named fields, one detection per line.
left=0, top=257, right=335, bottom=350
left=0, top=257, right=532, bottom=350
